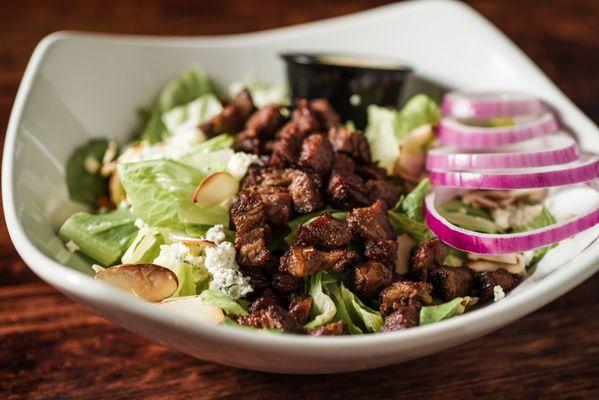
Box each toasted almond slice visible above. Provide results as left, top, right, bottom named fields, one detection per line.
left=467, top=252, right=519, bottom=265
left=158, top=296, right=224, bottom=324
left=192, top=172, right=239, bottom=208
left=169, top=233, right=215, bottom=248
left=95, top=263, right=178, bottom=302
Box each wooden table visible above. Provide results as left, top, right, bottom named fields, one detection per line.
left=1, top=1, right=597, bottom=398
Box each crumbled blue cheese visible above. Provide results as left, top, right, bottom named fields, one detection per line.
left=226, top=152, right=260, bottom=180
left=204, top=241, right=253, bottom=299
left=205, top=224, right=226, bottom=244
left=154, top=242, right=202, bottom=269
left=65, top=240, right=80, bottom=253
left=493, top=285, right=506, bottom=302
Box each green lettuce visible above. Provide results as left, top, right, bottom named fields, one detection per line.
left=395, top=178, right=430, bottom=221
left=420, top=297, right=474, bottom=325
left=118, top=159, right=229, bottom=234
left=389, top=212, right=434, bottom=242
left=340, top=283, right=383, bottom=333
left=199, top=290, right=248, bottom=315
left=141, top=66, right=214, bottom=143
left=66, top=139, right=112, bottom=207
left=58, top=208, right=137, bottom=266
left=121, top=227, right=164, bottom=264
left=161, top=93, right=222, bottom=138
left=365, top=94, right=440, bottom=173
left=514, top=207, right=557, bottom=265
left=305, top=272, right=337, bottom=329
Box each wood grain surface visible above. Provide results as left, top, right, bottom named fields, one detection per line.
left=1, top=1, right=598, bottom=399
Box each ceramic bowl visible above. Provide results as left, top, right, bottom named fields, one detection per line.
left=3, top=0, right=598, bottom=373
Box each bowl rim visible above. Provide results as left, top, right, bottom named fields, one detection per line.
left=3, top=0, right=598, bottom=355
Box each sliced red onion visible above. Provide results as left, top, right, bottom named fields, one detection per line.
left=426, top=133, right=579, bottom=171
left=425, top=190, right=599, bottom=254
left=438, top=112, right=558, bottom=148
left=441, top=91, right=544, bottom=119
left=429, top=153, right=599, bottom=189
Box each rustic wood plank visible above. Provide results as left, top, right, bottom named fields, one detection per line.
left=0, top=1, right=597, bottom=399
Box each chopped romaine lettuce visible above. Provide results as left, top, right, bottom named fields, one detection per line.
left=388, top=211, right=434, bottom=242
left=326, top=282, right=363, bottom=334
left=395, top=178, right=430, bottom=221
left=58, top=208, right=137, bottom=266
left=340, top=283, right=383, bottom=333
left=141, top=66, right=215, bottom=143
left=121, top=226, right=164, bottom=264
left=229, top=75, right=288, bottom=108
left=514, top=207, right=557, bottom=265
left=365, top=95, right=440, bottom=173
left=439, top=211, right=501, bottom=234
left=161, top=93, right=222, bottom=138
left=198, top=289, right=249, bottom=315
left=66, top=139, right=113, bottom=207
left=305, top=272, right=337, bottom=329
left=420, top=296, right=474, bottom=325
left=118, top=160, right=229, bottom=234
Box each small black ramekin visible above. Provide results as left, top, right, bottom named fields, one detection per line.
left=281, top=53, right=413, bottom=129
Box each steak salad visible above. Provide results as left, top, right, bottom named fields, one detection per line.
left=59, top=66, right=598, bottom=335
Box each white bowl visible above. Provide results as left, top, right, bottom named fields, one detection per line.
left=3, top=0, right=598, bottom=374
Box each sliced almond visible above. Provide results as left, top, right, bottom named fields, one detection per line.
left=158, top=295, right=225, bottom=324
left=395, top=234, right=416, bottom=275
left=468, top=252, right=519, bottom=265
left=109, top=171, right=127, bottom=206
left=169, top=233, right=215, bottom=248
left=467, top=253, right=526, bottom=274
left=95, top=263, right=178, bottom=302
left=192, top=171, right=239, bottom=208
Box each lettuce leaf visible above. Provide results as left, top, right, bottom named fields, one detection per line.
left=389, top=211, right=434, bottom=243
left=118, top=160, right=229, bottom=233
left=340, top=283, right=383, bottom=333
left=514, top=207, right=557, bottom=265
left=58, top=208, right=137, bottom=266
left=141, top=66, right=214, bottom=143
left=66, top=139, right=112, bottom=206
left=420, top=297, right=474, bottom=325
left=161, top=93, right=222, bottom=138
left=395, top=178, right=430, bottom=221
left=326, top=282, right=363, bottom=334
left=305, top=272, right=337, bottom=329
left=365, top=95, right=440, bottom=173
left=199, top=289, right=248, bottom=315
left=121, top=227, right=165, bottom=264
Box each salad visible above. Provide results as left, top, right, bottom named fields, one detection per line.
left=59, top=66, right=599, bottom=335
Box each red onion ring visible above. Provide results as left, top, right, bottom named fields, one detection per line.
left=426, top=133, right=579, bottom=171
left=425, top=190, right=599, bottom=254
left=438, top=112, right=558, bottom=148
left=441, top=91, right=543, bottom=119
left=429, top=153, right=599, bottom=189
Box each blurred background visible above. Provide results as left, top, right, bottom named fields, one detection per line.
left=0, top=1, right=597, bottom=399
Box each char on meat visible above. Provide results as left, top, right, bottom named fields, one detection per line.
left=271, top=272, right=304, bottom=295
left=230, top=192, right=272, bottom=267
left=249, top=289, right=282, bottom=312
left=245, top=104, right=285, bottom=139
left=379, top=281, right=433, bottom=316
left=364, top=239, right=398, bottom=266
left=309, top=99, right=340, bottom=130
left=236, top=305, right=303, bottom=332
left=243, top=184, right=293, bottom=227
left=366, top=179, right=400, bottom=209
left=430, top=266, right=474, bottom=302
left=289, top=171, right=324, bottom=213
left=288, top=294, right=313, bottom=325
left=270, top=132, right=303, bottom=167
left=326, top=170, right=369, bottom=210
left=327, top=126, right=371, bottom=164
left=239, top=266, right=270, bottom=294
left=308, top=321, right=349, bottom=336
left=280, top=245, right=360, bottom=277
left=353, top=261, right=393, bottom=299
left=475, top=269, right=521, bottom=303
left=296, top=214, right=351, bottom=250
left=356, top=163, right=388, bottom=181
left=347, top=200, right=395, bottom=244
left=333, top=152, right=356, bottom=173
left=382, top=305, right=420, bottom=332
left=200, top=89, right=256, bottom=137
left=409, top=237, right=449, bottom=282
left=298, top=134, right=335, bottom=176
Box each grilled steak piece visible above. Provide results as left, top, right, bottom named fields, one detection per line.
left=366, top=179, right=400, bottom=209
left=239, top=266, right=270, bottom=293
left=200, top=89, right=256, bottom=137
left=379, top=281, right=433, bottom=316
left=236, top=305, right=303, bottom=332
left=382, top=305, right=420, bottom=332
left=356, top=163, right=388, bottom=181
left=244, top=184, right=293, bottom=227
left=288, top=294, right=313, bottom=325
left=298, top=134, right=335, bottom=176
left=310, top=99, right=340, bottom=130
left=291, top=99, right=321, bottom=135
left=236, top=130, right=261, bottom=154
left=475, top=269, right=521, bottom=303
left=308, top=321, right=349, bottom=336
left=280, top=246, right=360, bottom=277
left=347, top=200, right=395, bottom=244
left=243, top=166, right=299, bottom=188
left=364, top=239, right=398, bottom=266
left=280, top=245, right=321, bottom=277
left=430, top=266, right=474, bottom=302
left=245, top=104, right=285, bottom=139
left=333, top=152, right=356, bottom=173
left=353, top=261, right=393, bottom=299
left=271, top=272, right=304, bottom=295
left=289, top=171, right=324, bottom=213
left=296, top=214, right=351, bottom=250
left=270, top=133, right=303, bottom=167
left=231, top=192, right=272, bottom=267
left=327, top=126, right=371, bottom=164
left=409, top=237, right=449, bottom=282
left=326, top=170, right=369, bottom=210
left=249, top=289, right=282, bottom=312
